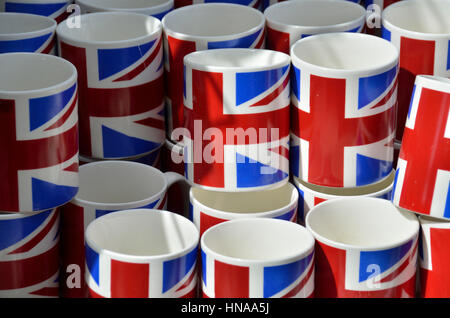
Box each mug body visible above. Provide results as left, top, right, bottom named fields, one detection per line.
left=1, top=0, right=72, bottom=23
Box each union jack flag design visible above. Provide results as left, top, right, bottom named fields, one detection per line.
left=0, top=82, right=79, bottom=212
left=392, top=77, right=450, bottom=219
left=0, top=210, right=60, bottom=297
left=164, top=24, right=265, bottom=136
left=60, top=194, right=167, bottom=298
left=189, top=201, right=297, bottom=237
left=419, top=223, right=450, bottom=297
left=365, top=0, right=402, bottom=10
left=173, top=0, right=261, bottom=9
left=382, top=26, right=450, bottom=141
left=59, top=35, right=165, bottom=159
left=201, top=249, right=314, bottom=298
left=183, top=62, right=290, bottom=190
left=0, top=32, right=55, bottom=54
left=314, top=237, right=417, bottom=298
left=86, top=241, right=197, bottom=298
left=291, top=63, right=397, bottom=188
left=4, top=1, right=71, bottom=23
left=79, top=147, right=162, bottom=169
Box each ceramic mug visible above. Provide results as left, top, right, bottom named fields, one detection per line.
left=265, top=0, right=366, bottom=54
left=0, top=0, right=72, bottom=23
left=306, top=197, right=419, bottom=298
left=0, top=53, right=78, bottom=213
left=182, top=48, right=290, bottom=192
left=190, top=182, right=298, bottom=237
left=382, top=0, right=450, bottom=142
left=75, top=0, right=173, bottom=20
left=294, top=170, right=395, bottom=224
left=201, top=218, right=315, bottom=298
left=162, top=3, right=265, bottom=138
left=59, top=160, right=184, bottom=298
left=290, top=33, right=398, bottom=188
left=0, top=210, right=59, bottom=297
left=173, top=0, right=261, bottom=10
left=0, top=12, right=56, bottom=54
left=57, top=12, right=165, bottom=159
left=85, top=209, right=199, bottom=298
left=392, top=75, right=450, bottom=220
left=419, top=216, right=450, bottom=298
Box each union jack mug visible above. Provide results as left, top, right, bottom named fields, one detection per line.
left=190, top=182, right=298, bottom=237
left=162, top=3, right=265, bottom=138
left=419, top=216, right=450, bottom=298
left=75, top=0, right=173, bottom=20
left=0, top=0, right=72, bottom=23
left=294, top=170, right=395, bottom=225
left=59, top=160, right=184, bottom=298
left=201, top=218, right=315, bottom=298
left=85, top=209, right=199, bottom=298
left=174, top=0, right=261, bottom=9
left=306, top=197, right=419, bottom=298
left=0, top=53, right=78, bottom=213
left=382, top=0, right=450, bottom=142
left=290, top=33, right=398, bottom=188
left=183, top=48, right=290, bottom=192
left=392, top=75, right=450, bottom=220
left=265, top=0, right=366, bottom=54
left=57, top=12, right=165, bottom=160
left=0, top=210, right=60, bottom=297
left=0, top=12, right=57, bottom=54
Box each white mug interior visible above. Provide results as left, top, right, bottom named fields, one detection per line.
left=383, top=0, right=450, bottom=34
left=306, top=198, right=419, bottom=248
left=75, top=161, right=166, bottom=205
left=264, top=0, right=365, bottom=29
left=291, top=33, right=398, bottom=72
left=76, top=0, right=170, bottom=10
left=0, top=12, right=56, bottom=37
left=192, top=182, right=296, bottom=214
left=56, top=11, right=161, bottom=43
left=202, top=218, right=314, bottom=261
left=86, top=209, right=199, bottom=257
left=0, top=53, right=76, bottom=92
left=162, top=3, right=264, bottom=38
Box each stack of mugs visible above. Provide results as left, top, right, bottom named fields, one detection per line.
left=0, top=0, right=449, bottom=300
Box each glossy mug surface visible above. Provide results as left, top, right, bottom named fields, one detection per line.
left=0, top=0, right=72, bottom=23
left=85, top=209, right=199, bottom=298
left=0, top=53, right=78, bottom=212
left=290, top=33, right=398, bottom=188
left=57, top=12, right=165, bottom=159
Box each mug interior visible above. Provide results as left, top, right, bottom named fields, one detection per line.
left=383, top=0, right=450, bottom=34
left=291, top=33, right=398, bottom=71
left=0, top=53, right=75, bottom=92
left=86, top=209, right=198, bottom=256
left=76, top=161, right=166, bottom=205
left=185, top=48, right=289, bottom=69
left=265, top=0, right=365, bottom=28
left=202, top=219, right=314, bottom=261
left=57, top=12, right=160, bottom=42
left=192, top=182, right=296, bottom=214
left=162, top=3, right=263, bottom=37
left=77, top=0, right=169, bottom=9
left=0, top=13, right=56, bottom=35
left=306, top=198, right=419, bottom=248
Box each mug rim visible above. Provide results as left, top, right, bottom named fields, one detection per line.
left=190, top=182, right=298, bottom=219
left=415, top=75, right=450, bottom=93
left=184, top=48, right=290, bottom=72
left=188, top=177, right=289, bottom=193
left=305, top=197, right=419, bottom=251
left=290, top=32, right=399, bottom=76
left=264, top=0, right=365, bottom=32
left=201, top=218, right=315, bottom=267
left=72, top=160, right=168, bottom=210
left=161, top=3, right=265, bottom=42
left=75, top=0, right=173, bottom=13
left=0, top=12, right=57, bottom=39
left=79, top=143, right=163, bottom=163
left=419, top=214, right=450, bottom=226
left=0, top=52, right=77, bottom=95
left=85, top=209, right=199, bottom=262
left=56, top=11, right=162, bottom=46
left=382, top=0, right=450, bottom=39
